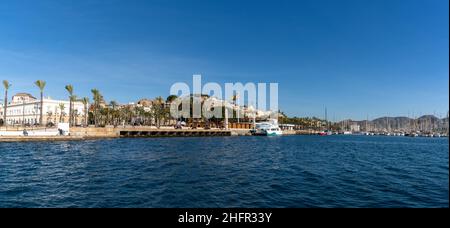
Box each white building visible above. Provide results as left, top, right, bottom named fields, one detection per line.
left=0, top=93, right=87, bottom=126
left=279, top=124, right=295, bottom=131
left=350, top=123, right=360, bottom=132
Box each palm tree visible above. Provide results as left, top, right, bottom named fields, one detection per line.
left=34, top=80, right=46, bottom=126
left=2, top=80, right=11, bottom=126
left=58, top=103, right=65, bottom=123
left=231, top=93, right=240, bottom=123
left=166, top=95, right=178, bottom=125
left=231, top=94, right=239, bottom=105
left=81, top=97, right=89, bottom=127
left=71, top=95, right=78, bottom=125
left=166, top=95, right=178, bottom=104
left=109, top=101, right=119, bottom=127
left=65, top=85, right=74, bottom=126
left=152, top=96, right=166, bottom=128
left=91, top=89, right=102, bottom=127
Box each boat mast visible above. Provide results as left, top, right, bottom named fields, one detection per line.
left=366, top=114, right=368, bottom=132
left=385, top=116, right=388, bottom=132
left=445, top=111, right=449, bottom=137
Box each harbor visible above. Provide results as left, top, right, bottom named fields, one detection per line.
left=1, top=135, right=448, bottom=208
left=1, top=87, right=448, bottom=141
left=1, top=126, right=447, bottom=142
left=0, top=126, right=294, bottom=141
left=0, top=0, right=448, bottom=212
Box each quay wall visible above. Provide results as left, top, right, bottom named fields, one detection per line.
left=230, top=129, right=252, bottom=136
left=70, top=126, right=246, bottom=137
left=1, top=127, right=315, bottom=141
left=0, top=135, right=85, bottom=142
left=70, top=126, right=119, bottom=138
left=295, top=130, right=321, bottom=135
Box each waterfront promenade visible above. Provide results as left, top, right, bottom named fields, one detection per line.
left=0, top=126, right=309, bottom=142
left=0, top=126, right=244, bottom=141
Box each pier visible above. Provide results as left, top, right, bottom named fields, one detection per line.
left=119, top=129, right=232, bottom=137
left=69, top=126, right=243, bottom=138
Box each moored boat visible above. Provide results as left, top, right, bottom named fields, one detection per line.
left=252, top=119, right=283, bottom=136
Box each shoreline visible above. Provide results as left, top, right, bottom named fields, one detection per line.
left=0, top=131, right=447, bottom=142
left=0, top=127, right=307, bottom=142
left=4, top=127, right=443, bottom=142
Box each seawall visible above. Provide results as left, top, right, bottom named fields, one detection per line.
left=1, top=127, right=252, bottom=141
left=0, top=127, right=322, bottom=142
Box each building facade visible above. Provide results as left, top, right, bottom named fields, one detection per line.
left=0, top=93, right=87, bottom=126
left=350, top=123, right=360, bottom=132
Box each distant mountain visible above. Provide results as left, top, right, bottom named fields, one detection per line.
left=371, top=116, right=412, bottom=130
left=418, top=115, right=441, bottom=122
left=337, top=115, right=449, bottom=132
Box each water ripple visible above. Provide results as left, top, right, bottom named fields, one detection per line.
left=0, top=135, right=448, bottom=207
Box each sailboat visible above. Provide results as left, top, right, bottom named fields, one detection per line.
left=318, top=107, right=332, bottom=136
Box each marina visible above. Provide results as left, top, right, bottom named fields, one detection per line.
left=0, top=125, right=448, bottom=142
left=1, top=91, right=448, bottom=141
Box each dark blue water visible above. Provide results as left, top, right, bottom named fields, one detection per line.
left=0, top=135, right=448, bottom=208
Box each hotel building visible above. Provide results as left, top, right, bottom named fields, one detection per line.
left=0, top=93, right=87, bottom=126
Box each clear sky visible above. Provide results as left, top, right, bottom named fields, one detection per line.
left=0, top=0, right=448, bottom=120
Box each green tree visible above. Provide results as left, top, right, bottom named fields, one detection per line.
left=34, top=80, right=46, bottom=126
left=166, top=95, right=178, bottom=104
left=165, top=95, right=178, bottom=125
left=81, top=97, right=89, bottom=127
left=152, top=96, right=166, bottom=128
left=58, top=103, right=65, bottom=123
left=2, top=80, right=11, bottom=126
left=91, top=89, right=103, bottom=127
left=65, top=85, right=74, bottom=126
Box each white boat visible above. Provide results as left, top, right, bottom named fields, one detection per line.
left=264, top=127, right=283, bottom=136
left=318, top=130, right=333, bottom=136
left=252, top=119, right=283, bottom=136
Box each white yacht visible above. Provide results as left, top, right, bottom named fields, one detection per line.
left=252, top=119, right=283, bottom=136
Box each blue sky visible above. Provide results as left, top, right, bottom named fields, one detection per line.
left=0, top=0, right=448, bottom=120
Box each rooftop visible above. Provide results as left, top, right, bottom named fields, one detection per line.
left=12, top=93, right=37, bottom=100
